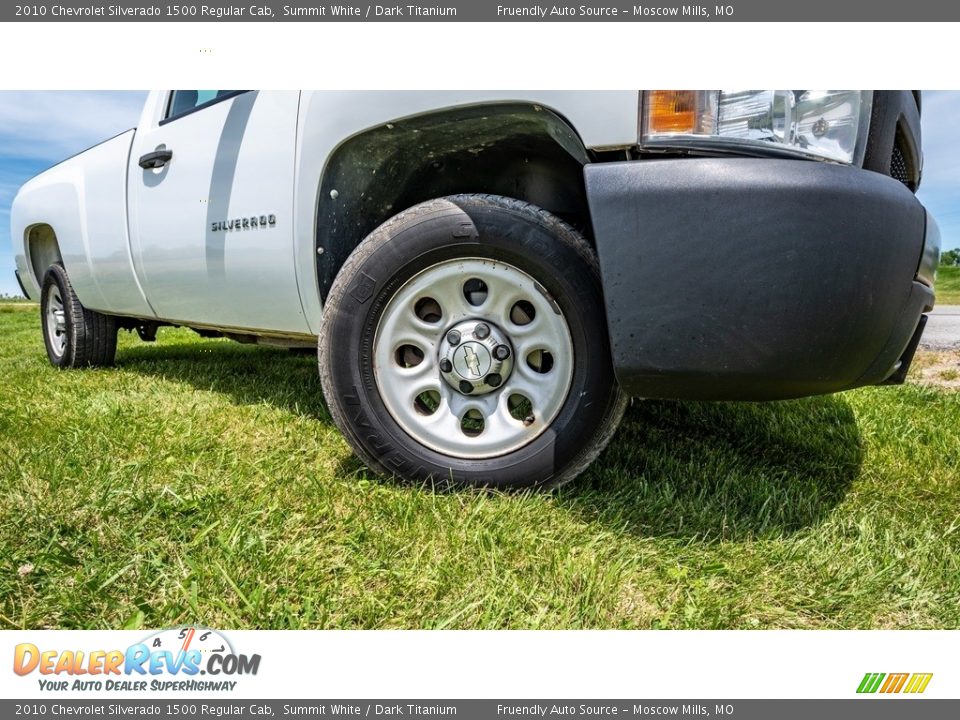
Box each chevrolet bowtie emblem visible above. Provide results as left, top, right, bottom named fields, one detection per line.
left=464, top=345, right=481, bottom=376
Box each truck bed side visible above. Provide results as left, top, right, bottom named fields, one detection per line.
left=12, top=129, right=155, bottom=319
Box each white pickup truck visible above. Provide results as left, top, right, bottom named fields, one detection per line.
left=11, top=90, right=939, bottom=489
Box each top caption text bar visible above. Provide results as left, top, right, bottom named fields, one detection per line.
left=6, top=1, right=960, bottom=22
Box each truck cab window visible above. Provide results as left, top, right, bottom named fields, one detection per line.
left=163, top=90, right=244, bottom=122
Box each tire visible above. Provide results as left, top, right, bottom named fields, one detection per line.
left=40, top=262, right=118, bottom=368
left=318, top=194, right=627, bottom=490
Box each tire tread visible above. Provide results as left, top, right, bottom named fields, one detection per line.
left=319, top=194, right=626, bottom=491
left=42, top=262, right=117, bottom=368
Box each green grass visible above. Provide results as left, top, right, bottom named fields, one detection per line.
left=937, top=265, right=960, bottom=305
left=1, top=304, right=958, bottom=630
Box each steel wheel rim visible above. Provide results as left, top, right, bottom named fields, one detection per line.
left=373, top=257, right=574, bottom=459
left=45, top=283, right=67, bottom=358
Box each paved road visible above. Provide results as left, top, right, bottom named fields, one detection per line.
left=922, top=305, right=960, bottom=349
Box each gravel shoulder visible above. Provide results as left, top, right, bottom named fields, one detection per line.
left=921, top=305, right=960, bottom=350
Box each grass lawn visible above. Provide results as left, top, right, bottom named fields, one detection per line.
left=936, top=265, right=960, bottom=305
left=1, top=303, right=958, bottom=630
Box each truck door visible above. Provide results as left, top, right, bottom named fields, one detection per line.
left=128, top=90, right=309, bottom=334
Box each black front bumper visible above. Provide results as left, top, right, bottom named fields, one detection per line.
left=14, top=269, right=29, bottom=299
left=585, top=157, right=936, bottom=401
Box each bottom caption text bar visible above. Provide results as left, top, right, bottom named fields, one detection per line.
left=5, top=700, right=960, bottom=719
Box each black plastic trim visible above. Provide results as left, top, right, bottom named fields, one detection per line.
left=585, top=157, right=930, bottom=401
left=881, top=313, right=928, bottom=385
left=314, top=102, right=590, bottom=301
left=863, top=90, right=922, bottom=191
left=138, top=149, right=173, bottom=169
left=13, top=269, right=29, bottom=299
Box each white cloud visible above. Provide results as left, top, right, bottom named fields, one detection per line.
left=0, top=91, right=148, bottom=295
left=916, top=91, right=960, bottom=250
left=0, top=91, right=147, bottom=163
left=918, top=91, right=960, bottom=187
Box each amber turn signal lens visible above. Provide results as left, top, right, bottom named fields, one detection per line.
left=645, top=90, right=699, bottom=134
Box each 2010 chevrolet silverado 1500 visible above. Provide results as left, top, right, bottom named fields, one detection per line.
left=11, top=90, right=940, bottom=489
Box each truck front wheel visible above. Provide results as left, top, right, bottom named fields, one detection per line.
left=40, top=262, right=118, bottom=368
left=318, top=194, right=626, bottom=490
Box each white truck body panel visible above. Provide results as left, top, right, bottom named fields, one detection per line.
left=129, top=91, right=308, bottom=333
left=12, top=90, right=640, bottom=335
left=13, top=130, right=154, bottom=317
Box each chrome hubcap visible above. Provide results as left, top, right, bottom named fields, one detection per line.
left=438, top=319, right=514, bottom=396
left=373, top=257, right=574, bottom=459
left=45, top=284, right=67, bottom=358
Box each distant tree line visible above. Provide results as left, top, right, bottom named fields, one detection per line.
left=942, top=248, right=960, bottom=267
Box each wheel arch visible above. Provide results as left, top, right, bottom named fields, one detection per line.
left=313, top=102, right=594, bottom=302
left=11, top=162, right=106, bottom=309
left=26, top=223, right=63, bottom=291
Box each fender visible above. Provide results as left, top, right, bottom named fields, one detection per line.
left=291, top=90, right=639, bottom=332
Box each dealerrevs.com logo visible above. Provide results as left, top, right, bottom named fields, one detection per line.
left=13, top=627, right=260, bottom=693
left=857, top=672, right=933, bottom=694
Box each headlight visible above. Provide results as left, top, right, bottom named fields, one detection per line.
left=640, top=90, right=873, bottom=165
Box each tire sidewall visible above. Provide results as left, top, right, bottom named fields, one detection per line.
left=321, top=198, right=619, bottom=489
left=40, top=264, right=72, bottom=368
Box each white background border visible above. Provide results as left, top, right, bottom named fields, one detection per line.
left=1, top=18, right=957, bottom=702
left=0, top=22, right=956, bottom=90
left=3, top=630, right=955, bottom=698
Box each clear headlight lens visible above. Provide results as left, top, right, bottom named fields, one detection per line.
left=641, top=90, right=873, bottom=165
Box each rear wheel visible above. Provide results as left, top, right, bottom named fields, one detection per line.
left=318, top=194, right=626, bottom=490
left=40, top=263, right=117, bottom=368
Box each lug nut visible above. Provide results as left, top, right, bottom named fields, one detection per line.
left=486, top=373, right=502, bottom=388
left=493, top=344, right=510, bottom=360
left=447, top=330, right=461, bottom=346
left=523, top=414, right=535, bottom=426
left=459, top=380, right=473, bottom=394
left=439, top=358, right=452, bottom=373
left=474, top=323, right=490, bottom=340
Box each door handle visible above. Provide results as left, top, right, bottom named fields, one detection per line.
left=139, top=149, right=173, bottom=169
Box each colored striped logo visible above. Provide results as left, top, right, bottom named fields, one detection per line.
left=857, top=672, right=933, bottom=694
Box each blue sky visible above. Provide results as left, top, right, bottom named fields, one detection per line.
left=0, top=90, right=958, bottom=297
left=0, top=91, right=147, bottom=296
